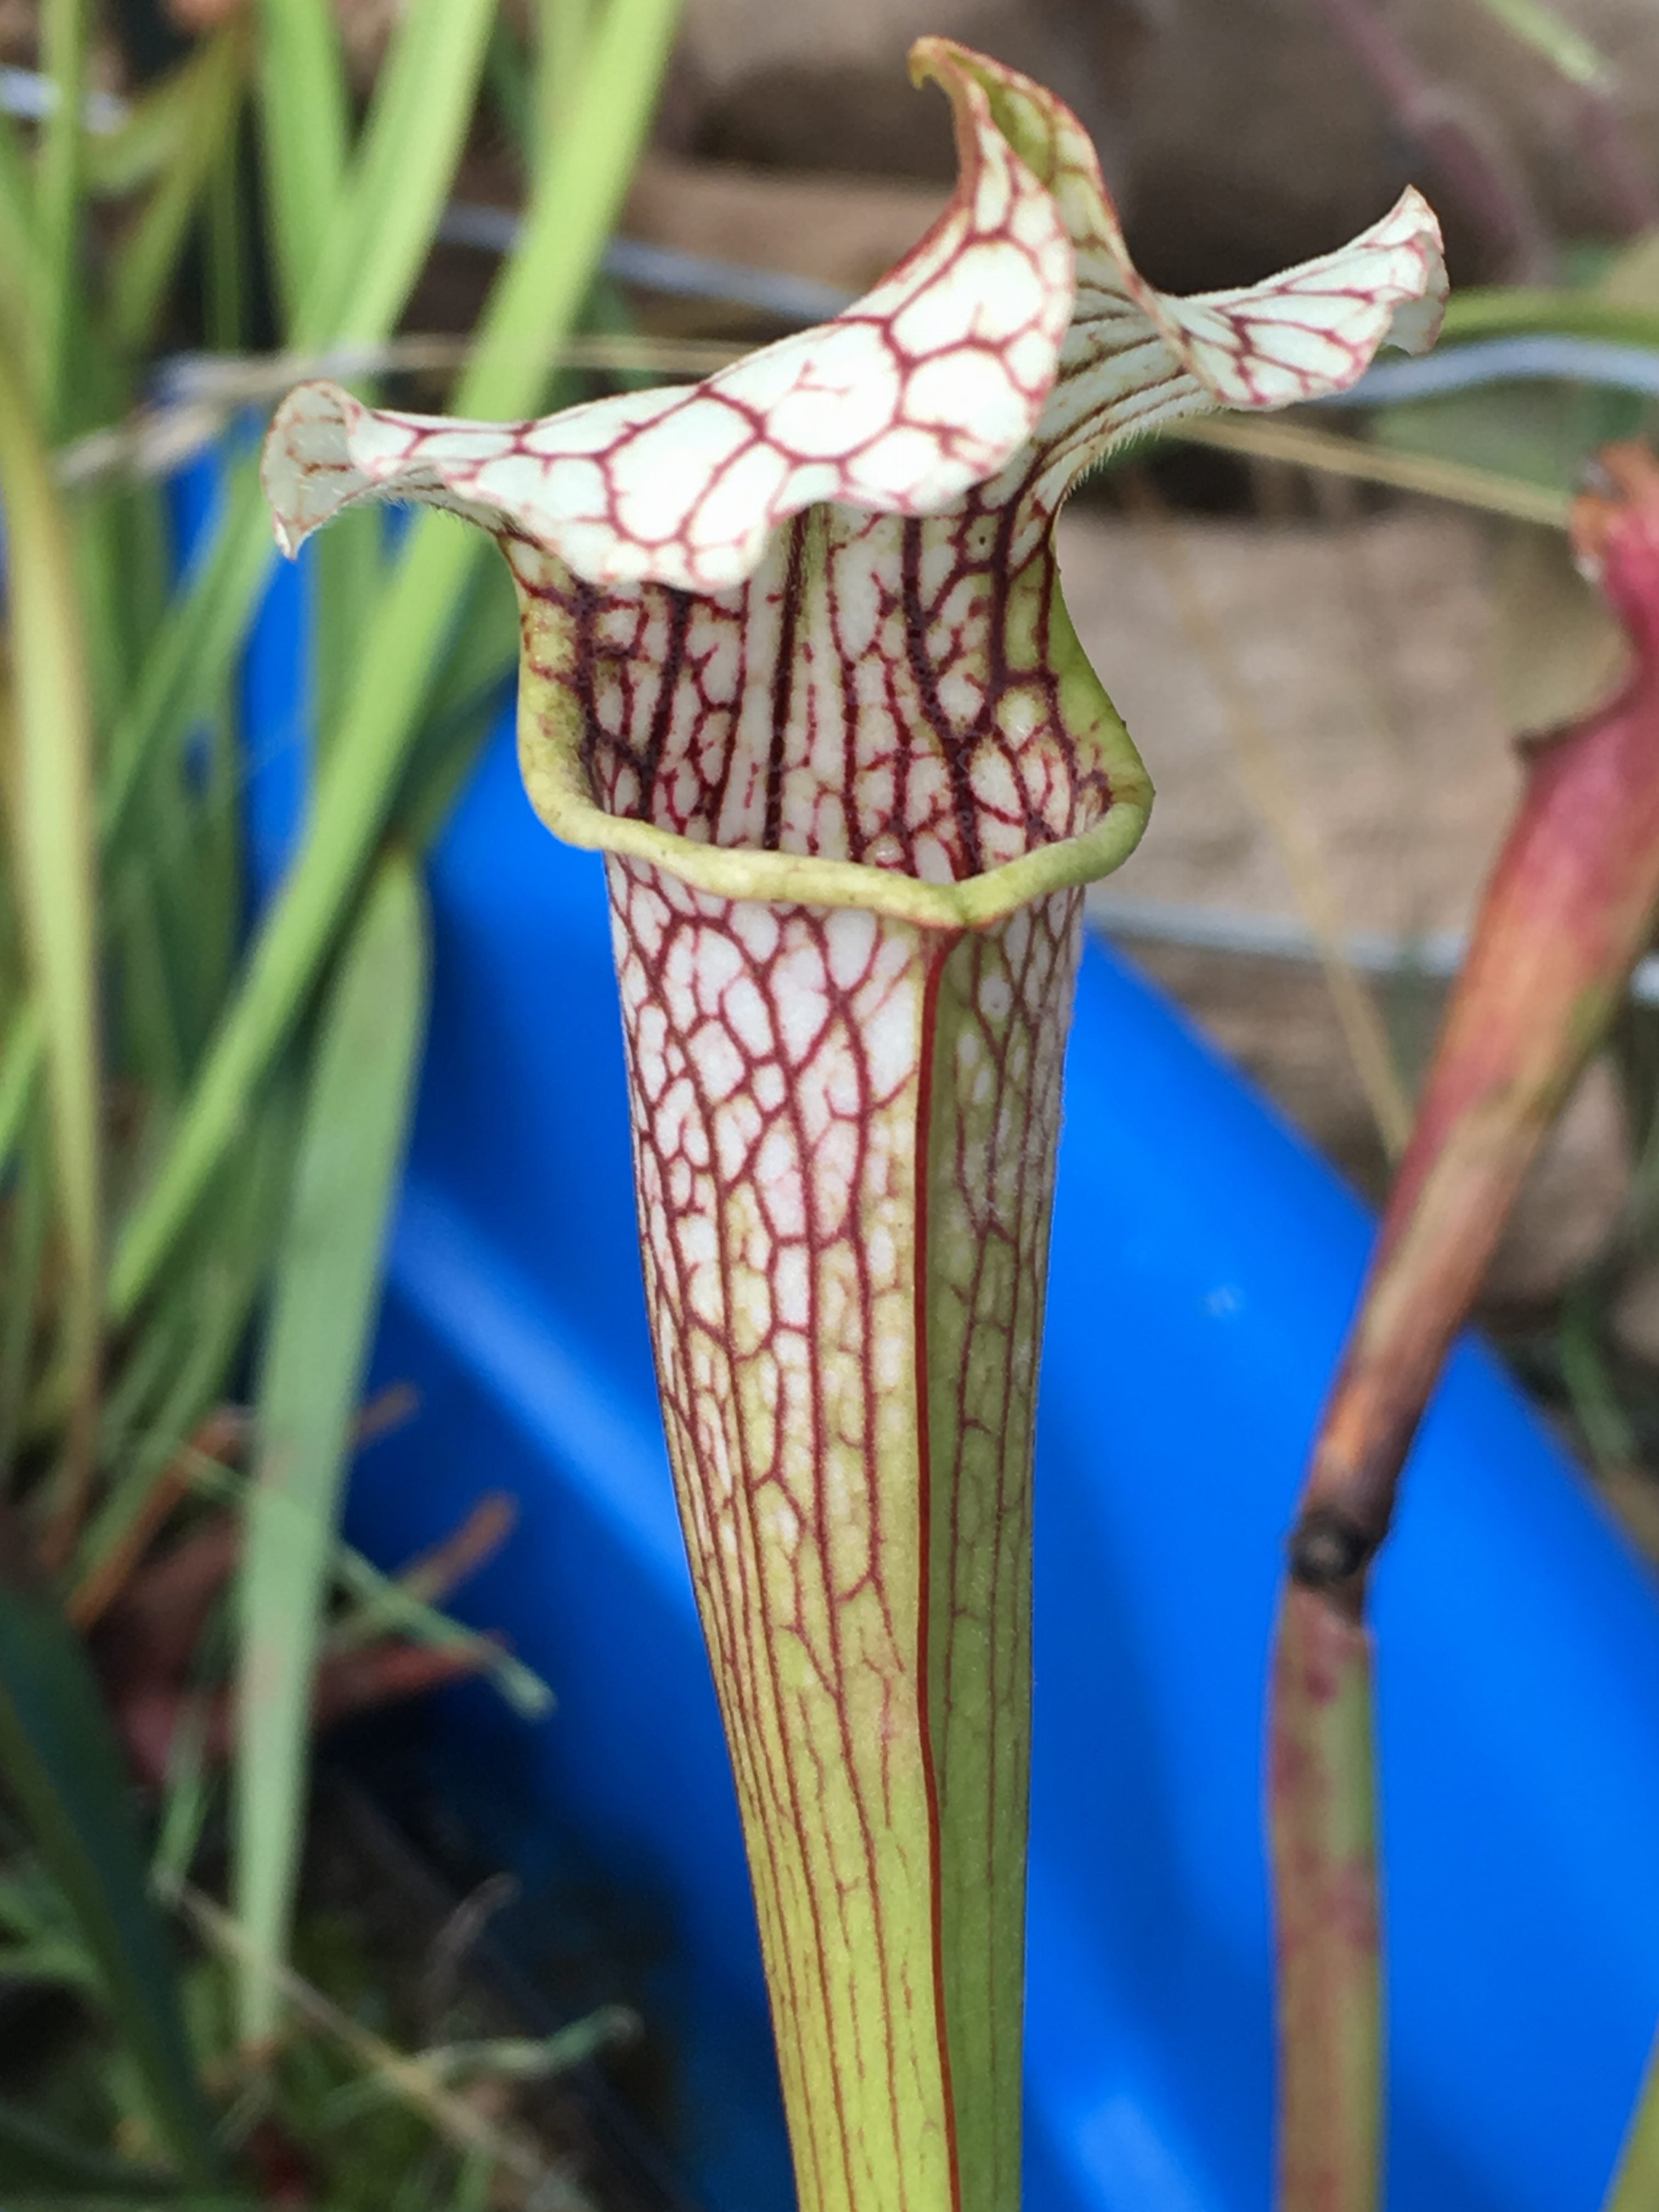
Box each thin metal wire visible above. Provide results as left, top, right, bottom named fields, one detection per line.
left=1324, top=333, right=1659, bottom=406
left=1088, top=892, right=1659, bottom=1009
left=5, top=62, right=1659, bottom=411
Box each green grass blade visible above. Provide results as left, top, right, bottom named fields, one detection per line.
left=1442, top=288, right=1659, bottom=347
left=233, top=852, right=428, bottom=2051
left=103, top=0, right=503, bottom=862
left=311, top=516, right=385, bottom=761
left=73, top=496, right=139, bottom=739
left=484, top=13, right=534, bottom=164
left=75, top=1079, right=296, bottom=1613
left=182, top=696, right=244, bottom=1038
left=184, top=1451, right=552, bottom=1719
left=0, top=330, right=103, bottom=1550
left=536, top=0, right=594, bottom=156
left=153, top=1683, right=213, bottom=1900
left=5, top=2200, right=253, bottom=2211
left=109, top=23, right=250, bottom=354
left=0, top=2093, right=181, bottom=2194
left=4, top=2200, right=252, bottom=2212
left=86, top=34, right=230, bottom=196
left=1606, top=2023, right=1659, bottom=2211
left=0, top=1511, right=219, bottom=2180
left=96, top=1298, right=189, bottom=1476
left=202, top=125, right=247, bottom=352
left=459, top=0, right=681, bottom=421
left=252, top=0, right=349, bottom=318
left=393, top=549, right=520, bottom=849
left=329, top=1539, right=552, bottom=1720
left=109, top=525, right=465, bottom=1324
left=0, top=1000, right=43, bottom=1180
left=1466, top=0, right=1614, bottom=89
left=292, top=0, right=500, bottom=739
left=112, top=857, right=187, bottom=1118
left=0, top=1124, right=49, bottom=1480
left=100, top=460, right=274, bottom=859
left=109, top=0, right=685, bottom=1320
left=34, top=0, right=87, bottom=428
left=297, top=0, right=500, bottom=347
left=0, top=108, right=41, bottom=370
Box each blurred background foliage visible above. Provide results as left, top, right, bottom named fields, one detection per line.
left=0, top=0, right=677, bottom=2197
left=2, top=0, right=1659, bottom=2201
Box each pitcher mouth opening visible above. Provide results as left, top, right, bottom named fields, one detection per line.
left=505, top=506, right=1153, bottom=932
left=514, top=638, right=1152, bottom=931
left=259, top=21, right=1439, bottom=932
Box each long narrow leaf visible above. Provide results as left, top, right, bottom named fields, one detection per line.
left=0, top=2093, right=179, bottom=2195
left=0, top=328, right=102, bottom=1552
left=101, top=462, right=274, bottom=859
left=1466, top=0, right=1614, bottom=88
left=329, top=1536, right=551, bottom=1720
left=394, top=546, right=521, bottom=849
left=184, top=1453, right=551, bottom=1719
left=1271, top=1588, right=1381, bottom=2212
left=103, top=0, right=506, bottom=862
left=111, top=0, right=686, bottom=1318
left=297, top=0, right=499, bottom=347
left=311, top=519, right=383, bottom=763
left=75, top=1078, right=297, bottom=1619
left=484, top=14, right=535, bottom=162
left=535, top=0, right=593, bottom=159
left=1609, top=2028, right=1659, bottom=2210
left=0, top=107, right=40, bottom=370
left=202, top=127, right=246, bottom=352
left=459, top=0, right=680, bottom=421
left=34, top=0, right=86, bottom=426
left=113, top=857, right=187, bottom=1116
left=233, top=852, right=427, bottom=2050
left=0, top=1121, right=48, bottom=1478
left=86, top=33, right=236, bottom=196
left=0, top=1504, right=218, bottom=2179
left=7, top=2201, right=251, bottom=2211
left=74, top=494, right=142, bottom=740
left=0, top=1000, right=43, bottom=1180
left=7, top=2200, right=251, bottom=2211
left=294, top=0, right=499, bottom=743
left=110, top=22, right=251, bottom=354
left=252, top=0, right=349, bottom=318
left=7, top=2199, right=251, bottom=2211
left=1443, top=290, right=1659, bottom=347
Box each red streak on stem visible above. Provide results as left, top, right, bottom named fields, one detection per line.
left=913, top=936, right=964, bottom=2212
left=1271, top=1588, right=1379, bottom=2212
left=1272, top=440, right=1659, bottom=2212
left=1297, top=441, right=1659, bottom=1592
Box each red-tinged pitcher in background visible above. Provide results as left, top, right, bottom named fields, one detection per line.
left=1272, top=441, right=1659, bottom=2212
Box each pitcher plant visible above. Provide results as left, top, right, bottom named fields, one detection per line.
left=263, top=41, right=1445, bottom=2212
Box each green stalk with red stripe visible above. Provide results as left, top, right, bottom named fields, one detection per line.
left=1272, top=440, right=1659, bottom=2212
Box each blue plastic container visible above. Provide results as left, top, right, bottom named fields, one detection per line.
left=241, top=537, right=1659, bottom=2212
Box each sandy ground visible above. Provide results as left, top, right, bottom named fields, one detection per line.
left=1053, top=500, right=1634, bottom=1306
left=1057, top=503, right=1521, bottom=936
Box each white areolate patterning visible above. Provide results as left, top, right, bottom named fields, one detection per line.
left=607, top=857, right=1084, bottom=2212
left=263, top=37, right=1447, bottom=2212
